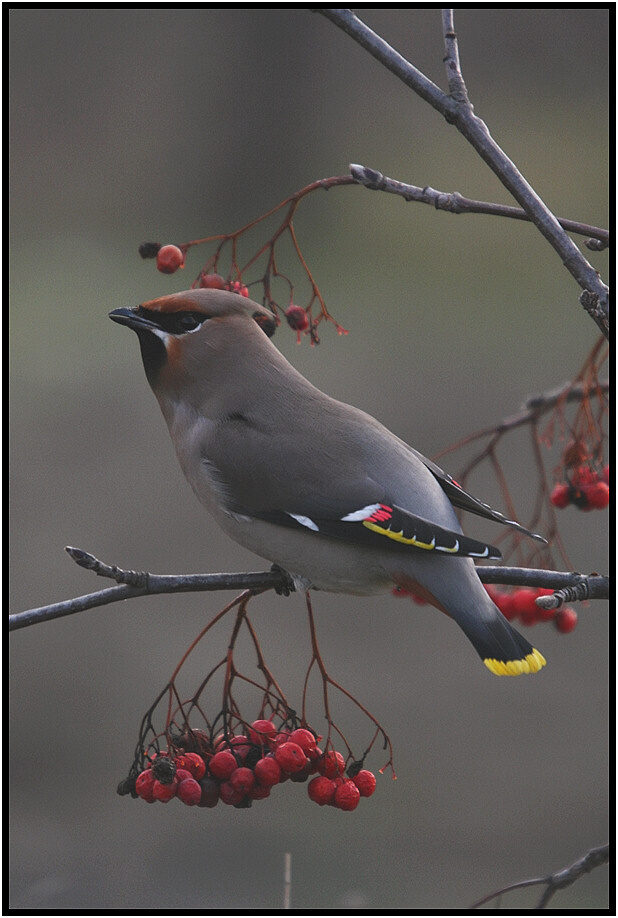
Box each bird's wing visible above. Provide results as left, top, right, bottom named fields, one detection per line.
left=405, top=446, right=547, bottom=544
left=202, top=400, right=542, bottom=559
left=252, top=501, right=502, bottom=559
left=203, top=421, right=501, bottom=559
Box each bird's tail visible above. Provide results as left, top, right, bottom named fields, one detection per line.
left=393, top=563, right=546, bottom=676
left=454, top=603, right=546, bottom=676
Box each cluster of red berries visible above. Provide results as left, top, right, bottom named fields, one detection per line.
left=550, top=464, right=609, bottom=511
left=132, top=721, right=377, bottom=812
left=484, top=584, right=578, bottom=633
left=148, top=243, right=252, bottom=298
left=194, top=270, right=249, bottom=297
left=146, top=245, right=312, bottom=340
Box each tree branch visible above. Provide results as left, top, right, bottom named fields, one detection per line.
left=317, top=8, right=452, bottom=113
left=349, top=164, right=610, bottom=246
left=477, top=567, right=608, bottom=601
left=8, top=548, right=290, bottom=632
left=432, top=378, right=609, bottom=454
left=8, top=547, right=608, bottom=632
left=470, top=843, right=610, bottom=910
left=317, top=9, right=609, bottom=337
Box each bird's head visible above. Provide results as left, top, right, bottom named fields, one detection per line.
left=110, top=289, right=278, bottom=396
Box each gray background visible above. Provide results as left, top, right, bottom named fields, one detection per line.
left=9, top=8, right=609, bottom=911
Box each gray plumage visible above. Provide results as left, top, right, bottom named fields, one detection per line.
left=110, top=289, right=546, bottom=676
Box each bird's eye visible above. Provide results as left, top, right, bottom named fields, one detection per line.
left=179, top=313, right=203, bottom=331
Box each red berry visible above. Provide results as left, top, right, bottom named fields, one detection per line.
left=254, top=756, right=282, bottom=787
left=156, top=244, right=185, bottom=274
left=274, top=741, right=308, bottom=774
left=288, top=728, right=319, bottom=755
left=248, top=719, right=278, bottom=746
left=248, top=783, right=271, bottom=800
left=196, top=271, right=226, bottom=290
left=555, top=607, right=578, bottom=633
left=219, top=781, right=245, bottom=806
left=178, top=729, right=212, bottom=759
left=135, top=768, right=156, bottom=803
left=208, top=750, right=238, bottom=780
left=198, top=777, right=220, bottom=808
left=550, top=482, right=571, bottom=509
left=307, top=775, right=337, bottom=806
left=225, top=280, right=249, bottom=297
left=318, top=749, right=346, bottom=778
left=285, top=305, right=310, bottom=341
left=152, top=777, right=178, bottom=802
left=334, top=779, right=361, bottom=811
left=271, top=729, right=291, bottom=748
left=213, top=732, right=232, bottom=752
left=572, top=465, right=597, bottom=486
left=498, top=594, right=518, bottom=621
left=177, top=777, right=202, bottom=806
left=229, top=735, right=252, bottom=762
left=174, top=768, right=194, bottom=784
left=510, top=587, right=541, bottom=625
left=180, top=752, right=207, bottom=780
left=352, top=769, right=377, bottom=798
left=602, top=465, right=609, bottom=485
left=582, top=481, right=610, bottom=510
left=229, top=767, right=255, bottom=795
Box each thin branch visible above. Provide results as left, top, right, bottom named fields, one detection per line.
left=438, top=9, right=609, bottom=334
left=8, top=548, right=608, bottom=632
left=470, top=843, right=610, bottom=910
left=317, top=8, right=450, bottom=112
left=349, top=164, right=610, bottom=245
left=317, top=9, right=609, bottom=337
left=434, top=378, right=609, bottom=459
left=476, top=567, right=608, bottom=601
left=441, top=8, right=469, bottom=104
left=8, top=549, right=289, bottom=632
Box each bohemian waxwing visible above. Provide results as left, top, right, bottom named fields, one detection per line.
left=110, top=289, right=547, bottom=676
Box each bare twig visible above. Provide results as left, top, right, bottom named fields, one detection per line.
left=476, top=567, right=608, bottom=599
left=182, top=173, right=356, bottom=334
left=434, top=378, right=609, bottom=455
left=534, top=580, right=592, bottom=611
left=349, top=164, right=610, bottom=246
left=8, top=548, right=289, bottom=632
left=303, top=592, right=396, bottom=776
left=470, top=843, right=610, bottom=909
left=441, top=8, right=469, bottom=104
left=317, top=9, right=609, bottom=337
left=8, top=548, right=608, bottom=633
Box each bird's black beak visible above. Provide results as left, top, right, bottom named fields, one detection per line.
left=109, top=307, right=160, bottom=333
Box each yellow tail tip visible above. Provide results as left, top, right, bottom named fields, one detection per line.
left=484, top=648, right=546, bottom=676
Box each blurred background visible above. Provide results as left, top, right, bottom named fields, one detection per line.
left=9, top=8, right=609, bottom=911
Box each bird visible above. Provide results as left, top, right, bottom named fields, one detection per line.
left=110, top=288, right=547, bottom=676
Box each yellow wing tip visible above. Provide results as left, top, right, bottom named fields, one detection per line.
left=484, top=648, right=546, bottom=676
